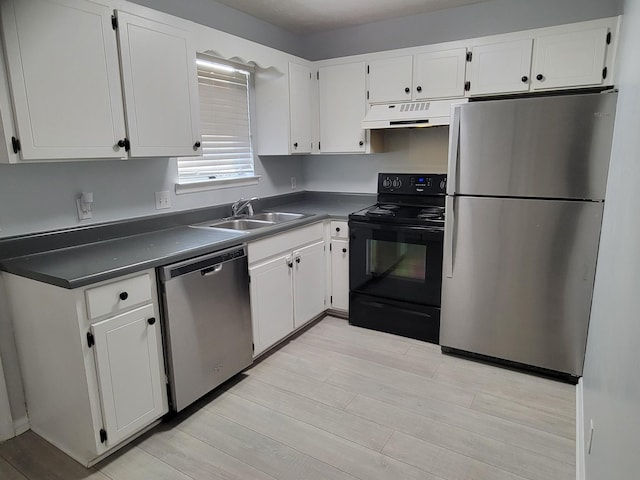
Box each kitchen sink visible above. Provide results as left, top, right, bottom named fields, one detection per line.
left=249, top=212, right=306, bottom=222
left=204, top=219, right=275, bottom=230
left=191, top=211, right=310, bottom=231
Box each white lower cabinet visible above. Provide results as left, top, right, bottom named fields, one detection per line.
left=3, top=270, right=167, bottom=466
left=248, top=222, right=326, bottom=357
left=329, top=220, right=349, bottom=312
left=330, top=238, right=349, bottom=312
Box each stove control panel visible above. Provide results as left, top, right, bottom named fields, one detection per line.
left=378, top=173, right=447, bottom=195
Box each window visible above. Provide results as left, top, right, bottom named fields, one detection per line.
left=177, top=55, right=255, bottom=186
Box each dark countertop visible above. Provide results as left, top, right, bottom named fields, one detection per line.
left=0, top=192, right=375, bottom=289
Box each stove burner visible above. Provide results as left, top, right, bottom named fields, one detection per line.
left=417, top=207, right=445, bottom=221
left=367, top=208, right=396, bottom=217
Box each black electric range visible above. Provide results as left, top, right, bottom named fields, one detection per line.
left=348, top=173, right=446, bottom=344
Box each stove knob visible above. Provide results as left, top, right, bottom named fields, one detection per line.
left=392, top=177, right=402, bottom=188
left=440, top=179, right=446, bottom=191
left=382, top=177, right=392, bottom=188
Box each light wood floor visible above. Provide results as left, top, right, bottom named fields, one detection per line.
left=0, top=316, right=576, bottom=480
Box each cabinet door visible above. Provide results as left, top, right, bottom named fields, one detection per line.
left=330, top=239, right=349, bottom=312
left=531, top=27, right=608, bottom=91
left=318, top=62, right=367, bottom=153
left=249, top=255, right=294, bottom=356
left=91, top=304, right=166, bottom=447
left=293, top=241, right=326, bottom=328
left=414, top=48, right=467, bottom=100
left=0, top=0, right=126, bottom=160
left=116, top=11, right=201, bottom=157
left=367, top=56, right=413, bottom=104
left=468, top=39, right=533, bottom=96
left=289, top=63, right=313, bottom=154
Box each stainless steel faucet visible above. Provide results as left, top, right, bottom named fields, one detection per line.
left=231, top=197, right=258, bottom=216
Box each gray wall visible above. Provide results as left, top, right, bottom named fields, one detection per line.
left=0, top=156, right=303, bottom=238
left=303, top=0, right=623, bottom=60
left=128, top=0, right=306, bottom=57
left=582, top=1, right=640, bottom=478
left=304, top=128, right=449, bottom=193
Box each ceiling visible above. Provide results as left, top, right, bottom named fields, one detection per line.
left=213, top=0, right=493, bottom=34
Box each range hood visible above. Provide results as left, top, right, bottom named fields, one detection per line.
left=362, top=98, right=468, bottom=129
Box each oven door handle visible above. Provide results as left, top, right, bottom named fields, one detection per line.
left=349, top=221, right=443, bottom=240
left=444, top=196, right=455, bottom=278
left=363, top=300, right=433, bottom=318
left=447, top=103, right=462, bottom=195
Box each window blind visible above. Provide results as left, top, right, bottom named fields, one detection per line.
left=178, top=58, right=254, bottom=182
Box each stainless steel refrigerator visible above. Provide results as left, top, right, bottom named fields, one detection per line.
left=441, top=91, right=617, bottom=378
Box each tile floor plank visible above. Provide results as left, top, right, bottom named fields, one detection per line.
left=345, top=394, right=574, bottom=479
left=137, top=426, right=277, bottom=480
left=0, top=456, right=28, bottom=480
left=0, top=431, right=109, bottom=480
left=472, top=392, right=576, bottom=440
left=177, top=406, right=359, bottom=480
left=229, top=375, right=394, bottom=451
left=383, top=430, right=529, bottom=480
left=205, top=390, right=444, bottom=480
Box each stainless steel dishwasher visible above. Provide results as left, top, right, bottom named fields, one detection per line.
left=159, top=244, right=252, bottom=412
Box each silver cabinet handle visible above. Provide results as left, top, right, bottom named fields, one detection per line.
left=444, top=196, right=456, bottom=278
left=201, top=264, right=223, bottom=276
left=447, top=104, right=462, bottom=195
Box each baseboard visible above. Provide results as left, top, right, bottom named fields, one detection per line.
left=13, top=415, right=29, bottom=435
left=576, top=377, right=585, bottom=480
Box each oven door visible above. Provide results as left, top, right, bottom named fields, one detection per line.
left=349, top=220, right=443, bottom=306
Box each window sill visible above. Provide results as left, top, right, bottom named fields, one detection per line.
left=175, top=175, right=261, bottom=195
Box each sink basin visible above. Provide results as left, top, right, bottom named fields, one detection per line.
left=190, top=211, right=309, bottom=232
left=207, top=219, right=275, bottom=230
left=249, top=212, right=307, bottom=223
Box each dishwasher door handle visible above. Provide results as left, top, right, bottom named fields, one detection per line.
left=201, top=264, right=223, bottom=276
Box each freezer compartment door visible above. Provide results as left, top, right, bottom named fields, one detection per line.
left=450, top=92, right=616, bottom=200
left=441, top=196, right=603, bottom=375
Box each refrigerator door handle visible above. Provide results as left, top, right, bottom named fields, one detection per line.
left=445, top=196, right=455, bottom=278
left=447, top=104, right=462, bottom=195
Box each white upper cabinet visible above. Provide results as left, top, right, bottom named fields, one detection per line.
left=467, top=39, right=533, bottom=96
left=116, top=11, right=201, bottom=157
left=318, top=61, right=367, bottom=153
left=288, top=62, right=313, bottom=154
left=0, top=0, right=201, bottom=161
left=367, top=56, right=413, bottom=103
left=367, top=49, right=466, bottom=102
left=413, top=48, right=467, bottom=100
left=0, top=0, right=127, bottom=160
left=531, top=27, right=609, bottom=90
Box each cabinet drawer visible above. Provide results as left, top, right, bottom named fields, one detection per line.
left=86, top=273, right=152, bottom=320
left=330, top=221, right=348, bottom=239
left=249, top=222, right=324, bottom=264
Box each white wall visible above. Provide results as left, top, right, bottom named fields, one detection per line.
left=304, top=127, right=449, bottom=193
left=581, top=1, right=640, bottom=479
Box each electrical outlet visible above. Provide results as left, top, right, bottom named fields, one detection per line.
left=155, top=191, right=171, bottom=210
left=587, top=419, right=595, bottom=454
left=291, top=176, right=297, bottom=189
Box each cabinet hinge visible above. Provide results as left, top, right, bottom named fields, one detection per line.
left=86, top=332, right=95, bottom=348
left=252, top=343, right=255, bottom=352
left=117, top=138, right=130, bottom=152
left=367, top=65, right=370, bottom=74
left=329, top=243, right=332, bottom=252
left=100, top=428, right=107, bottom=443
left=464, top=81, right=471, bottom=91
left=11, top=136, right=21, bottom=154
left=367, top=90, right=369, bottom=100
left=466, top=51, right=472, bottom=62
left=318, top=141, right=321, bottom=150
left=330, top=295, right=333, bottom=304
left=602, top=67, right=608, bottom=79
left=111, top=14, right=118, bottom=30
left=248, top=275, right=251, bottom=284
left=316, top=71, right=319, bottom=80
left=606, top=32, right=611, bottom=45
left=309, top=72, right=312, bottom=79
